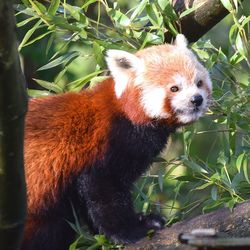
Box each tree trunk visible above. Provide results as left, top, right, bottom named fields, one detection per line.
left=0, top=1, right=28, bottom=250
left=126, top=201, right=250, bottom=250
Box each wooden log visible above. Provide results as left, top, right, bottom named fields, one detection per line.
left=126, top=201, right=250, bottom=250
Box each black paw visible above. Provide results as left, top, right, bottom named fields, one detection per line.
left=138, top=213, right=166, bottom=230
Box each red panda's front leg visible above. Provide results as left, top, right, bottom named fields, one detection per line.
left=76, top=169, right=165, bottom=243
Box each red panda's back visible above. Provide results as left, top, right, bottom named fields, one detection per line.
left=24, top=79, right=117, bottom=216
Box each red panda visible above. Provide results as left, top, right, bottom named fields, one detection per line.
left=22, top=34, right=212, bottom=250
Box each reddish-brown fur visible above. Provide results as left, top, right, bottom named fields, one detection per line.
left=24, top=79, right=117, bottom=230
left=119, top=85, right=151, bottom=124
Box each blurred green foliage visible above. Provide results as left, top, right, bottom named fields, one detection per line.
left=15, top=0, right=250, bottom=248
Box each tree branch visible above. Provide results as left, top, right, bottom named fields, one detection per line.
left=165, top=0, right=230, bottom=42
left=0, top=1, right=28, bottom=250
left=126, top=201, right=250, bottom=250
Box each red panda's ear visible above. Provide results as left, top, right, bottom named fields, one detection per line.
left=105, top=50, right=142, bottom=98
left=174, top=34, right=188, bottom=48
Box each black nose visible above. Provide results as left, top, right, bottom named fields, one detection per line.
left=191, top=95, right=203, bottom=107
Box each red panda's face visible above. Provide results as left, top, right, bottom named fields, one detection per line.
left=106, top=35, right=212, bottom=125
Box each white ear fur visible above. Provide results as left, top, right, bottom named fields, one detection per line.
left=175, top=34, right=188, bottom=48
left=105, top=50, right=142, bottom=98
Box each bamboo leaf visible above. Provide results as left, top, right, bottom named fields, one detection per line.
left=27, top=89, right=53, bottom=97
left=29, top=0, right=47, bottom=15
left=16, top=16, right=37, bottom=27
left=236, top=153, right=245, bottom=172
left=130, top=0, right=147, bottom=21
left=55, top=67, right=68, bottom=83
left=220, top=0, right=233, bottom=12
left=81, top=0, right=98, bottom=10
left=93, top=42, right=105, bottom=68
left=179, top=2, right=204, bottom=19
left=63, top=3, right=88, bottom=25
left=66, top=70, right=104, bottom=92
left=33, top=79, right=63, bottom=93
left=243, top=157, right=250, bottom=184
left=211, top=186, right=218, bottom=200
left=194, top=182, right=212, bottom=190
left=48, top=0, right=61, bottom=15
left=37, top=51, right=80, bottom=71
left=22, top=30, right=54, bottom=48
left=18, top=19, right=42, bottom=51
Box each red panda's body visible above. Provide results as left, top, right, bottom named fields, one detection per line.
left=25, top=80, right=114, bottom=216
left=22, top=35, right=212, bottom=250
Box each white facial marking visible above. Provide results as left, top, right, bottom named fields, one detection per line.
left=105, top=50, right=144, bottom=98
left=140, top=86, right=169, bottom=119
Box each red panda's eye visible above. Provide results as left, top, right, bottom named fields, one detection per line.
left=170, top=86, right=179, bottom=92
left=197, top=80, right=203, bottom=88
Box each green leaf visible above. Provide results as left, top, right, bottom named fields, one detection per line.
left=174, top=175, right=196, bottom=182
left=45, top=15, right=82, bottom=32
left=38, top=51, right=80, bottom=71
left=93, top=42, right=105, bottom=68
left=46, top=33, right=55, bottom=56
left=29, top=0, right=47, bottom=15
left=236, top=153, right=245, bottom=172
left=94, top=235, right=107, bottom=245
left=55, top=67, right=68, bottom=84
left=179, top=2, right=203, bottom=19
left=202, top=200, right=224, bottom=213
left=160, top=2, right=178, bottom=21
left=63, top=3, right=88, bottom=25
left=217, top=151, right=228, bottom=166
left=183, top=159, right=208, bottom=174
left=21, top=0, right=31, bottom=6
left=229, top=23, right=237, bottom=45
left=220, top=0, right=233, bottom=12
left=69, top=237, right=79, bottom=250
left=81, top=0, right=98, bottom=10
left=210, top=172, right=221, bottom=182
left=48, top=0, right=61, bottom=15
left=27, top=89, right=52, bottom=97
left=21, top=30, right=54, bottom=48
left=146, top=3, right=163, bottom=27
left=130, top=0, right=147, bottom=21
left=18, top=19, right=42, bottom=51
left=243, top=157, right=250, bottom=184
left=16, top=16, right=38, bottom=27
left=66, top=70, right=104, bottom=92
left=211, top=186, right=218, bottom=200
left=157, top=0, right=169, bottom=11
left=230, top=52, right=244, bottom=65
left=225, top=199, right=236, bottom=211
left=231, top=173, right=243, bottom=189
left=194, top=182, right=212, bottom=190
left=158, top=167, right=165, bottom=192
left=107, top=8, right=131, bottom=27
left=235, top=32, right=245, bottom=57
left=89, top=76, right=109, bottom=88
left=33, top=79, right=63, bottom=93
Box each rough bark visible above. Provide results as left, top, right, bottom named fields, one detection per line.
left=165, top=0, right=230, bottom=42
left=126, top=201, right=250, bottom=250
left=0, top=1, right=28, bottom=250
